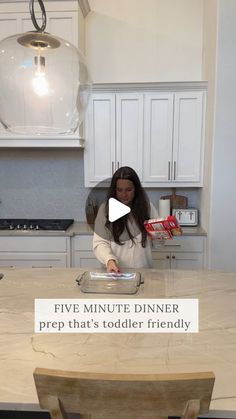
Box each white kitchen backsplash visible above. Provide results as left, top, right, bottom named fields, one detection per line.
left=0, top=149, right=200, bottom=221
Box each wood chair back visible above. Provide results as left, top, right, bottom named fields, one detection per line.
left=33, top=368, right=215, bottom=419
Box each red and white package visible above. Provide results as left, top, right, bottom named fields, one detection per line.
left=144, top=215, right=181, bottom=240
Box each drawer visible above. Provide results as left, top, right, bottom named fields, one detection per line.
left=73, top=235, right=93, bottom=251
left=0, top=252, right=67, bottom=267
left=152, top=236, right=204, bottom=252
left=0, top=236, right=68, bottom=252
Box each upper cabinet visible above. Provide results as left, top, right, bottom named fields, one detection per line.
left=0, top=1, right=79, bottom=47
left=143, top=91, right=205, bottom=186
left=84, top=92, right=144, bottom=186
left=0, top=0, right=85, bottom=147
left=84, top=83, right=207, bottom=188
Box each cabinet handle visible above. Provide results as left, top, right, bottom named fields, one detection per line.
left=32, top=266, right=53, bottom=268
left=172, top=255, right=176, bottom=259
left=165, top=244, right=181, bottom=247
left=166, top=255, right=170, bottom=259
left=117, top=161, right=120, bottom=169
left=168, top=161, right=171, bottom=180
left=112, top=161, right=114, bottom=174
left=174, top=161, right=176, bottom=180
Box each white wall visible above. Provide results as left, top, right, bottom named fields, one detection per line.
left=86, top=0, right=203, bottom=82
left=209, top=0, right=236, bottom=272
left=200, top=0, right=218, bottom=264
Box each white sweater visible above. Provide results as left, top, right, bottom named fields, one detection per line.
left=93, top=202, right=158, bottom=269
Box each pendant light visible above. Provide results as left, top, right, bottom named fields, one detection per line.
left=0, top=0, right=92, bottom=135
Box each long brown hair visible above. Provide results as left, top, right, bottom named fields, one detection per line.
left=105, top=166, right=150, bottom=246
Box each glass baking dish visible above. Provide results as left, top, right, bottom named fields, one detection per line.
left=76, top=271, right=143, bottom=294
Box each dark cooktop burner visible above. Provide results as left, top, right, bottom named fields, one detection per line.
left=0, top=219, right=74, bottom=231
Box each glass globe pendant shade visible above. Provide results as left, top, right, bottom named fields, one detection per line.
left=0, top=31, right=92, bottom=135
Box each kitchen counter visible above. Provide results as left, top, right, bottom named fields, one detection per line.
left=0, top=222, right=92, bottom=237
left=181, top=225, right=207, bottom=235
left=0, top=267, right=235, bottom=417
left=69, top=222, right=207, bottom=236
left=0, top=222, right=207, bottom=237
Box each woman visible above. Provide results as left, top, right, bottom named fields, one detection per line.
left=93, top=166, right=158, bottom=272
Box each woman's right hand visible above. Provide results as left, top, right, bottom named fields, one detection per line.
left=107, top=259, right=121, bottom=273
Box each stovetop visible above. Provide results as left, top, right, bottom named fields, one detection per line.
left=0, top=219, right=74, bottom=231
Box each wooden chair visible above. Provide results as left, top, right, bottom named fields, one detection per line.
left=33, top=368, right=215, bottom=419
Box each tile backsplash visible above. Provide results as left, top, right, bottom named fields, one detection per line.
left=0, top=149, right=200, bottom=221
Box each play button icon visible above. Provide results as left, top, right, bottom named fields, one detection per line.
left=85, top=177, right=141, bottom=242
left=108, top=198, right=131, bottom=222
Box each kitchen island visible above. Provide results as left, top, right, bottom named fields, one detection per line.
left=0, top=267, right=236, bottom=418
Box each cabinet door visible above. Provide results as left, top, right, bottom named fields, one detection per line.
left=84, top=93, right=144, bottom=187
left=84, top=93, right=116, bottom=187
left=172, top=92, right=204, bottom=184
left=116, top=94, right=144, bottom=180
left=152, top=252, right=203, bottom=270
left=152, top=252, right=171, bottom=269
left=73, top=251, right=102, bottom=269
left=143, top=91, right=205, bottom=187
left=72, top=235, right=103, bottom=268
left=170, top=252, right=204, bottom=270
left=143, top=93, right=174, bottom=183
left=0, top=14, right=20, bottom=39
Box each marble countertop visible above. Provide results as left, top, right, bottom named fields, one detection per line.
left=0, top=267, right=235, bottom=416
left=0, top=222, right=207, bottom=237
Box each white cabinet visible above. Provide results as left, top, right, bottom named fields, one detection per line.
left=84, top=84, right=206, bottom=188
left=0, top=1, right=84, bottom=147
left=72, top=235, right=102, bottom=268
left=152, top=252, right=203, bottom=269
left=0, top=1, right=79, bottom=47
left=71, top=233, right=205, bottom=271
left=143, top=93, right=173, bottom=185
left=0, top=236, right=70, bottom=267
left=152, top=236, right=205, bottom=270
left=143, top=91, right=205, bottom=187
left=84, top=93, right=144, bottom=187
